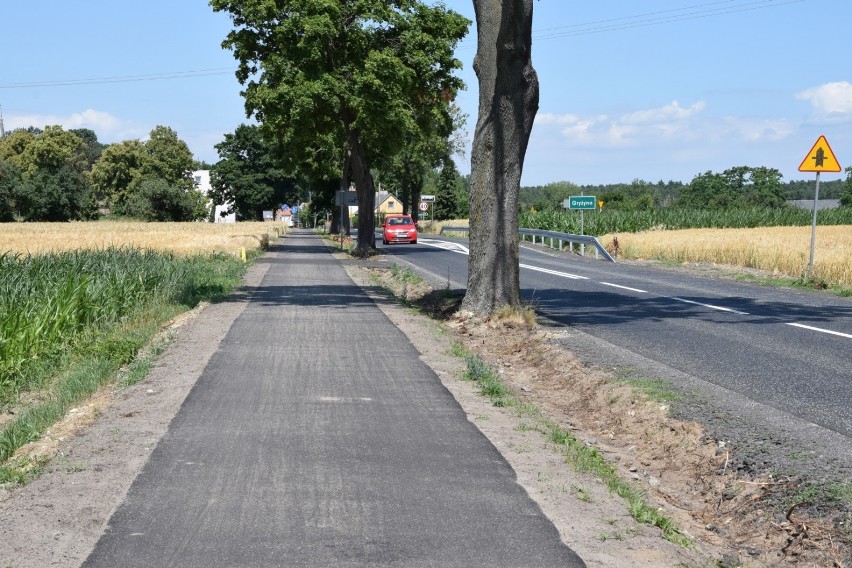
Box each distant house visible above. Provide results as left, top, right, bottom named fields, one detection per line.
left=194, top=170, right=235, bottom=223
left=376, top=191, right=404, bottom=215
left=348, top=190, right=404, bottom=218
left=277, top=206, right=293, bottom=226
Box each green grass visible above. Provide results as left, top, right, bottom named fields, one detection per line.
left=733, top=271, right=852, bottom=297
left=0, top=457, right=46, bottom=487
left=571, top=485, right=593, bottom=503
left=0, top=249, right=245, bottom=403
left=389, top=263, right=423, bottom=285
left=0, top=248, right=247, bottom=468
left=784, top=481, right=852, bottom=511
left=460, top=352, right=511, bottom=407
left=454, top=346, right=691, bottom=546
left=614, top=371, right=682, bottom=403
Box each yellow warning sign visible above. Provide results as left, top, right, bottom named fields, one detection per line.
left=798, top=135, right=841, bottom=173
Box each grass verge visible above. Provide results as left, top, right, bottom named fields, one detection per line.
left=453, top=341, right=692, bottom=547
left=0, top=251, right=249, bottom=484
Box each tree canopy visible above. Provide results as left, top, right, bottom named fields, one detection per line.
left=0, top=124, right=205, bottom=222
left=679, top=166, right=785, bottom=209
left=89, top=140, right=145, bottom=211
left=841, top=167, right=852, bottom=207
left=210, top=124, right=300, bottom=220
left=211, top=0, right=469, bottom=253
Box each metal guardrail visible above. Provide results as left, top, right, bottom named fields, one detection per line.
left=438, top=226, right=614, bottom=262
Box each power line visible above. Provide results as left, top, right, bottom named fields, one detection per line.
left=0, top=68, right=235, bottom=90
left=456, top=0, right=805, bottom=49
left=0, top=0, right=807, bottom=86
left=535, top=0, right=805, bottom=40
left=534, top=0, right=785, bottom=34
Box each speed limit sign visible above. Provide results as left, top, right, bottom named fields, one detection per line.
left=419, top=202, right=429, bottom=211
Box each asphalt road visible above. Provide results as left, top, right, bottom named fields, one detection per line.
left=82, top=232, right=585, bottom=568
left=379, top=236, right=852, bottom=441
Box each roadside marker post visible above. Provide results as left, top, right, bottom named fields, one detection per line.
left=798, top=135, right=842, bottom=276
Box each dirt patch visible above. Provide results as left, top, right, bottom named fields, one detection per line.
left=352, top=259, right=851, bottom=568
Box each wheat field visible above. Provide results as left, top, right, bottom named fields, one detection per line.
left=601, top=225, right=852, bottom=287
left=0, top=221, right=285, bottom=257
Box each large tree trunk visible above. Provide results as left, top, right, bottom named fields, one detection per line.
left=349, top=131, right=376, bottom=254
left=462, top=0, right=539, bottom=315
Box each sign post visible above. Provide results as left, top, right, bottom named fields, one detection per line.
left=798, top=135, right=842, bottom=276
left=562, top=195, right=596, bottom=256
left=335, top=190, right=358, bottom=249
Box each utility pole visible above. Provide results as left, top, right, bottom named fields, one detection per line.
left=0, top=105, right=5, bottom=139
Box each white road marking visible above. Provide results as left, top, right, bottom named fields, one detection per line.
left=786, top=323, right=852, bottom=340
left=669, top=297, right=750, bottom=315
left=419, top=239, right=469, bottom=255
left=519, top=263, right=588, bottom=280
left=414, top=242, right=850, bottom=340
left=600, top=282, right=647, bottom=293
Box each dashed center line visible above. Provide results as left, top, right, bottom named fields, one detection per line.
left=519, top=263, right=588, bottom=280
left=411, top=241, right=851, bottom=340
left=786, top=323, right=852, bottom=339
left=669, top=297, right=750, bottom=315
left=600, top=282, right=647, bottom=294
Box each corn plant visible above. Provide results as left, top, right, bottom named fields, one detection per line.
left=0, top=248, right=244, bottom=402
left=520, top=207, right=852, bottom=236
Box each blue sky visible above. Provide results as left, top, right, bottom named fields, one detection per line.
left=1, top=1, right=850, bottom=187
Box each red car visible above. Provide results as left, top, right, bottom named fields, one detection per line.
left=381, top=214, right=418, bottom=245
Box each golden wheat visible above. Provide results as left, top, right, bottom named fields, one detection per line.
left=0, top=221, right=285, bottom=257
left=424, top=219, right=469, bottom=235
left=602, top=225, right=852, bottom=286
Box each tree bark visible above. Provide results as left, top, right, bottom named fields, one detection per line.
left=462, top=0, right=539, bottom=315
left=348, top=131, right=376, bottom=254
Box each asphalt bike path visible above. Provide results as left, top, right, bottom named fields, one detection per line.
left=83, top=231, right=585, bottom=567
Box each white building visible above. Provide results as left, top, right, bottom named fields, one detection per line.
left=193, top=170, right=235, bottom=223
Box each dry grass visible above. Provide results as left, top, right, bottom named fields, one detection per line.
left=0, top=221, right=286, bottom=257
left=423, top=218, right=469, bottom=235
left=492, top=305, right=537, bottom=327
left=601, top=225, right=852, bottom=287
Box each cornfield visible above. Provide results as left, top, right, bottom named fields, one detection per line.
left=0, top=248, right=247, bottom=403
left=520, top=207, right=852, bottom=235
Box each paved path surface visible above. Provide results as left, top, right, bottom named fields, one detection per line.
left=83, top=231, right=585, bottom=568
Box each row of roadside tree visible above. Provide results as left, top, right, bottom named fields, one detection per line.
left=3, top=120, right=851, bottom=225
left=0, top=125, right=208, bottom=222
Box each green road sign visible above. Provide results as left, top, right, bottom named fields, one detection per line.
left=565, top=195, right=596, bottom=210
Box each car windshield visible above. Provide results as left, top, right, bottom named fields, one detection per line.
left=389, top=217, right=413, bottom=226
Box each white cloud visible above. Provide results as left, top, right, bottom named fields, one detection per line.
left=714, top=117, right=794, bottom=142
left=620, top=100, right=705, bottom=125
left=6, top=109, right=146, bottom=142
left=796, top=81, right=852, bottom=115
left=534, top=100, right=795, bottom=148
left=536, top=101, right=706, bottom=147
